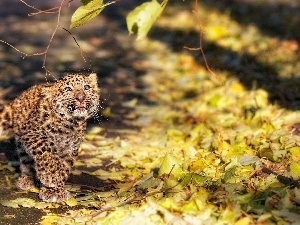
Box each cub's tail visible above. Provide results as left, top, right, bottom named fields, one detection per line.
left=0, top=105, right=13, bottom=136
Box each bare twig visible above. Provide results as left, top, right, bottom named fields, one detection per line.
left=184, top=0, right=221, bottom=83
left=91, top=172, right=192, bottom=219
left=91, top=192, right=145, bottom=219
left=261, top=167, right=300, bottom=188
left=61, top=26, right=86, bottom=63
left=41, top=0, right=70, bottom=77
left=20, top=0, right=74, bottom=16
left=0, top=40, right=34, bottom=57
left=0, top=0, right=87, bottom=77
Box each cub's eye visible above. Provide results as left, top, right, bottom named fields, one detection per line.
left=84, top=84, right=90, bottom=90
left=65, top=86, right=72, bottom=91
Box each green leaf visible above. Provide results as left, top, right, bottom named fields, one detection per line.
left=70, top=0, right=105, bottom=29
left=223, top=166, right=237, bottom=183
left=126, top=0, right=168, bottom=40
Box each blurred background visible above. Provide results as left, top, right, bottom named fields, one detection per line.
left=0, top=1, right=299, bottom=224
left=0, top=0, right=299, bottom=108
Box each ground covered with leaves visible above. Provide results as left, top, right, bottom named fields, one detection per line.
left=0, top=0, right=300, bottom=224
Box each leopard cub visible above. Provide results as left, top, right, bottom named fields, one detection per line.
left=0, top=73, right=100, bottom=202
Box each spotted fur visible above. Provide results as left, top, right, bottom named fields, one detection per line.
left=0, top=73, right=100, bottom=202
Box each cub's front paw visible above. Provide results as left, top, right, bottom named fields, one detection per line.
left=39, top=187, right=71, bottom=203
left=16, top=176, right=35, bottom=190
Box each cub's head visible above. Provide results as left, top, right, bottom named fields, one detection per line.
left=50, top=73, right=100, bottom=121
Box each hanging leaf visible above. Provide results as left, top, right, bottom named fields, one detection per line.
left=126, top=0, right=168, bottom=40
left=70, top=0, right=106, bottom=29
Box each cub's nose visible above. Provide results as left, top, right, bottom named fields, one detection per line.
left=75, top=92, right=86, bottom=103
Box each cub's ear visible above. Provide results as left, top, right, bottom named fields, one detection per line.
left=88, top=73, right=98, bottom=80
left=87, top=73, right=100, bottom=91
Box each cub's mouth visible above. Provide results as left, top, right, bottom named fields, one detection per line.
left=76, top=103, right=86, bottom=110
left=67, top=103, right=91, bottom=112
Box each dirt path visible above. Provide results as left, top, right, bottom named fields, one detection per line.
left=0, top=1, right=143, bottom=224
left=0, top=0, right=299, bottom=224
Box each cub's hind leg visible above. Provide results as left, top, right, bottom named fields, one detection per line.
left=15, top=141, right=36, bottom=190
left=0, top=105, right=13, bottom=136
left=21, top=134, right=74, bottom=202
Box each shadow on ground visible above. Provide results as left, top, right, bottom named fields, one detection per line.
left=149, top=26, right=300, bottom=109
left=201, top=0, right=300, bottom=44
left=150, top=0, right=300, bottom=109
left=0, top=0, right=299, bottom=224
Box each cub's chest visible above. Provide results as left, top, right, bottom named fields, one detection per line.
left=36, top=125, right=84, bottom=156
left=44, top=120, right=85, bottom=142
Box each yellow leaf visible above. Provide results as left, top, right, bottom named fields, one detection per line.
left=190, top=159, right=206, bottom=171
left=0, top=200, right=20, bottom=208
left=206, top=25, right=229, bottom=41
left=158, top=154, right=184, bottom=179
left=41, top=214, right=60, bottom=225
left=234, top=217, right=252, bottom=225
left=29, top=187, right=40, bottom=193
left=160, top=198, right=181, bottom=211
left=0, top=198, right=36, bottom=208
left=290, top=147, right=300, bottom=156
left=34, top=202, right=53, bottom=209
left=167, top=129, right=185, bottom=142
left=64, top=198, right=78, bottom=207
left=229, top=82, right=244, bottom=93
left=122, top=98, right=138, bottom=107
left=254, top=90, right=269, bottom=108
left=102, top=107, right=112, bottom=118
left=290, top=163, right=300, bottom=179
left=181, top=199, right=201, bottom=214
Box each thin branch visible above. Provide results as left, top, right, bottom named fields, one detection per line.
left=184, top=0, right=221, bottom=83
left=0, top=40, right=28, bottom=57
left=91, top=192, right=144, bottom=219
left=61, top=26, right=86, bottom=63
left=40, top=0, right=66, bottom=76
left=20, top=0, right=46, bottom=13
left=0, top=0, right=87, bottom=77
left=91, top=173, right=192, bottom=219
left=20, top=0, right=74, bottom=16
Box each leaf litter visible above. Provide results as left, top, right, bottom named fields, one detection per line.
left=1, top=2, right=300, bottom=225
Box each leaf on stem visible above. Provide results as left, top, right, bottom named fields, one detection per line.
left=126, top=0, right=168, bottom=40
left=70, top=0, right=105, bottom=29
